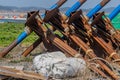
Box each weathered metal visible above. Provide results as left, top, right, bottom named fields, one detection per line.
left=75, top=24, right=115, bottom=78
left=74, top=10, right=120, bottom=62
left=25, top=11, right=81, bottom=57
left=0, top=28, right=31, bottom=58
left=69, top=13, right=119, bottom=80
left=1, top=0, right=120, bottom=79
left=22, top=38, right=42, bottom=57
left=92, top=12, right=120, bottom=50
left=42, top=0, right=119, bottom=79
left=104, top=16, right=120, bottom=43
left=22, top=0, right=87, bottom=57
left=21, top=0, right=118, bottom=80
left=64, top=0, right=117, bottom=63
left=70, top=7, right=120, bottom=68
left=91, top=5, right=120, bottom=48
left=0, top=0, right=67, bottom=58
left=26, top=11, right=112, bottom=78
left=42, top=2, right=118, bottom=78
left=0, top=66, right=44, bottom=80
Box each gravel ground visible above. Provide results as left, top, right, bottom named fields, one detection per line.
left=0, top=44, right=120, bottom=80
left=0, top=44, right=44, bottom=71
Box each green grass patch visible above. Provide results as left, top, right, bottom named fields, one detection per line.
left=1, top=21, right=118, bottom=47
left=0, top=22, right=38, bottom=47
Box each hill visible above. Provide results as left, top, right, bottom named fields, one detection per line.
left=0, top=5, right=115, bottom=13
left=0, top=5, right=45, bottom=12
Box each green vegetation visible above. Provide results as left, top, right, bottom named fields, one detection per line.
left=0, top=18, right=119, bottom=47
left=0, top=22, right=38, bottom=47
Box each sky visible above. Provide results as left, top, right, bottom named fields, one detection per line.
left=0, top=0, right=119, bottom=9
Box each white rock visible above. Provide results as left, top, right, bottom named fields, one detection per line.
left=33, top=51, right=86, bottom=79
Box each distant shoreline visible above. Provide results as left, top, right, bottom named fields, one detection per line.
left=0, top=18, right=26, bottom=23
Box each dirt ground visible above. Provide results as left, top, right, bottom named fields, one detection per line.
left=0, top=44, right=120, bottom=80
left=0, top=43, right=45, bottom=70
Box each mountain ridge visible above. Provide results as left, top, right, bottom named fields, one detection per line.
left=0, top=5, right=115, bottom=13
